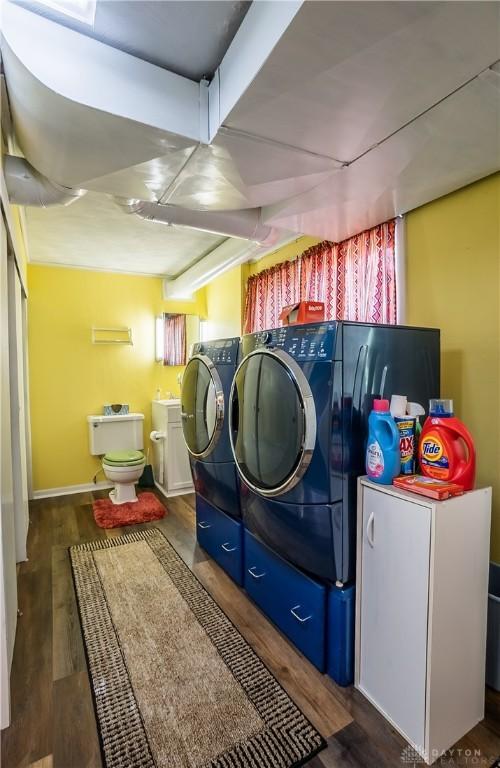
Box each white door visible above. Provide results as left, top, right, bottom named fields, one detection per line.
left=7, top=256, right=29, bottom=562
left=0, top=217, right=18, bottom=728
left=359, top=487, right=431, bottom=750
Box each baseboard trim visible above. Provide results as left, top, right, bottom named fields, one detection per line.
left=32, top=481, right=113, bottom=500
left=154, top=481, right=194, bottom=499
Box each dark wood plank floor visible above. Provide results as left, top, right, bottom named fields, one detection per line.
left=2, top=488, right=500, bottom=768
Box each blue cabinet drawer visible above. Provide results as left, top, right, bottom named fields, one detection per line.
left=215, top=506, right=243, bottom=585
left=196, top=496, right=218, bottom=559
left=196, top=496, right=243, bottom=585
left=244, top=530, right=326, bottom=670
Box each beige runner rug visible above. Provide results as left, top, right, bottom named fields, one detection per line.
left=70, top=528, right=325, bottom=768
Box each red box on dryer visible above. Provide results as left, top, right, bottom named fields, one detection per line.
left=279, top=301, right=325, bottom=325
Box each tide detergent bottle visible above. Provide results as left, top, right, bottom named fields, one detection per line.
left=419, top=399, right=476, bottom=491
left=366, top=399, right=401, bottom=483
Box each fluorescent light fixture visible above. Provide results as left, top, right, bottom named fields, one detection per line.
left=155, top=315, right=164, bottom=363
left=34, top=0, right=97, bottom=25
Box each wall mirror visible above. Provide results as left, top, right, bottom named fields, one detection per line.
left=155, top=313, right=200, bottom=366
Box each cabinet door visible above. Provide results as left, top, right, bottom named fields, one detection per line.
left=359, top=487, right=431, bottom=750
left=166, top=423, right=194, bottom=491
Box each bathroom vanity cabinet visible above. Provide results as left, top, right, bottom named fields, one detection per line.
left=151, top=399, right=193, bottom=496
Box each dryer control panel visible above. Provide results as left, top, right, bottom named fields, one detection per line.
left=243, top=322, right=338, bottom=361
left=191, top=337, right=240, bottom=366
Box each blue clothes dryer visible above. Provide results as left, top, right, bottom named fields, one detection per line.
left=181, top=337, right=244, bottom=584
left=230, top=321, right=440, bottom=675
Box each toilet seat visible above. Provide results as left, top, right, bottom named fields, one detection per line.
left=103, top=450, right=144, bottom=467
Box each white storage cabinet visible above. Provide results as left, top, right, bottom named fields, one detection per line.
left=355, top=478, right=491, bottom=764
left=151, top=399, right=193, bottom=496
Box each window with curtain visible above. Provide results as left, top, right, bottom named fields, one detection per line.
left=163, top=313, right=186, bottom=366
left=243, top=258, right=301, bottom=333
left=243, top=220, right=397, bottom=333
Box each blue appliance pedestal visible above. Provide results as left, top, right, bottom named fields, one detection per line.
left=241, top=486, right=342, bottom=582
left=196, top=496, right=243, bottom=586
left=244, top=529, right=326, bottom=671
left=243, top=529, right=355, bottom=682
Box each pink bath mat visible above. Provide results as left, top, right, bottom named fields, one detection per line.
left=93, top=492, right=167, bottom=529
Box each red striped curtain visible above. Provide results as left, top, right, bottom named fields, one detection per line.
left=243, top=220, right=397, bottom=332
left=243, top=258, right=301, bottom=333
left=163, top=314, right=186, bottom=366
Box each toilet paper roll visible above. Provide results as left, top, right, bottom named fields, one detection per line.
left=150, top=430, right=166, bottom=442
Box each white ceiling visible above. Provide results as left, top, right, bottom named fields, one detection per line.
left=225, top=2, right=500, bottom=162
left=265, top=61, right=500, bottom=240
left=25, top=192, right=226, bottom=276
left=2, top=0, right=500, bottom=279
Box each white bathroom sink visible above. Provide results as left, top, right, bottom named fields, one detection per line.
left=154, top=398, right=180, bottom=406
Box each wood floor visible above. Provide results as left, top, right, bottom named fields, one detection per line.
left=2, top=488, right=500, bottom=768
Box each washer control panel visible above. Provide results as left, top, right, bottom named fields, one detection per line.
left=244, top=322, right=338, bottom=361
left=191, top=337, right=240, bottom=366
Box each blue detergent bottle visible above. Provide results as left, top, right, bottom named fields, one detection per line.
left=366, top=399, right=401, bottom=483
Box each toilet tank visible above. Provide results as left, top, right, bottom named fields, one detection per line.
left=87, top=413, right=144, bottom=455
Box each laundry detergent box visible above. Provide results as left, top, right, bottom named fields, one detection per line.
left=279, top=301, right=325, bottom=325
left=393, top=475, right=464, bottom=500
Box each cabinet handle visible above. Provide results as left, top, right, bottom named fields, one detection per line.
left=198, top=520, right=212, bottom=529
left=221, top=542, right=237, bottom=553
left=290, top=605, right=312, bottom=623
left=366, top=512, right=375, bottom=548
left=247, top=566, right=266, bottom=579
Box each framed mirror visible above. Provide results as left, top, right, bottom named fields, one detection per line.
left=155, top=313, right=200, bottom=366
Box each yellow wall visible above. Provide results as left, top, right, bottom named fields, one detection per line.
left=28, top=264, right=206, bottom=491
left=204, top=264, right=247, bottom=339
left=407, top=172, right=500, bottom=560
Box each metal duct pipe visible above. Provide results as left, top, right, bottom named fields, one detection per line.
left=115, top=198, right=277, bottom=246
left=4, top=155, right=86, bottom=207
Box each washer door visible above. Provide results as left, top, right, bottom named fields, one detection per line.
left=230, top=349, right=316, bottom=497
left=181, top=355, right=224, bottom=459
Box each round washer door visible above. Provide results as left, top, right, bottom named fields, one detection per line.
left=181, top=355, right=224, bottom=459
left=229, top=348, right=316, bottom=497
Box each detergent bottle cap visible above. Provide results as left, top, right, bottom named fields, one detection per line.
left=373, top=399, right=390, bottom=412
left=429, top=398, right=454, bottom=417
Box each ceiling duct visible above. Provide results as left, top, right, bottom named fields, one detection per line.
left=116, top=198, right=278, bottom=246
left=4, top=155, right=86, bottom=207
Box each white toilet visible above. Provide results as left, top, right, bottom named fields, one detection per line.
left=87, top=413, right=145, bottom=504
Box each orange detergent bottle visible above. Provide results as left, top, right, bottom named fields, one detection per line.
left=419, top=399, right=476, bottom=491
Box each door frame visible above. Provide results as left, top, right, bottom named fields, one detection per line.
left=1, top=158, right=30, bottom=729
left=0, top=211, right=17, bottom=729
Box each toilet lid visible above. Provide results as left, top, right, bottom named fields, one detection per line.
left=103, top=450, right=144, bottom=466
